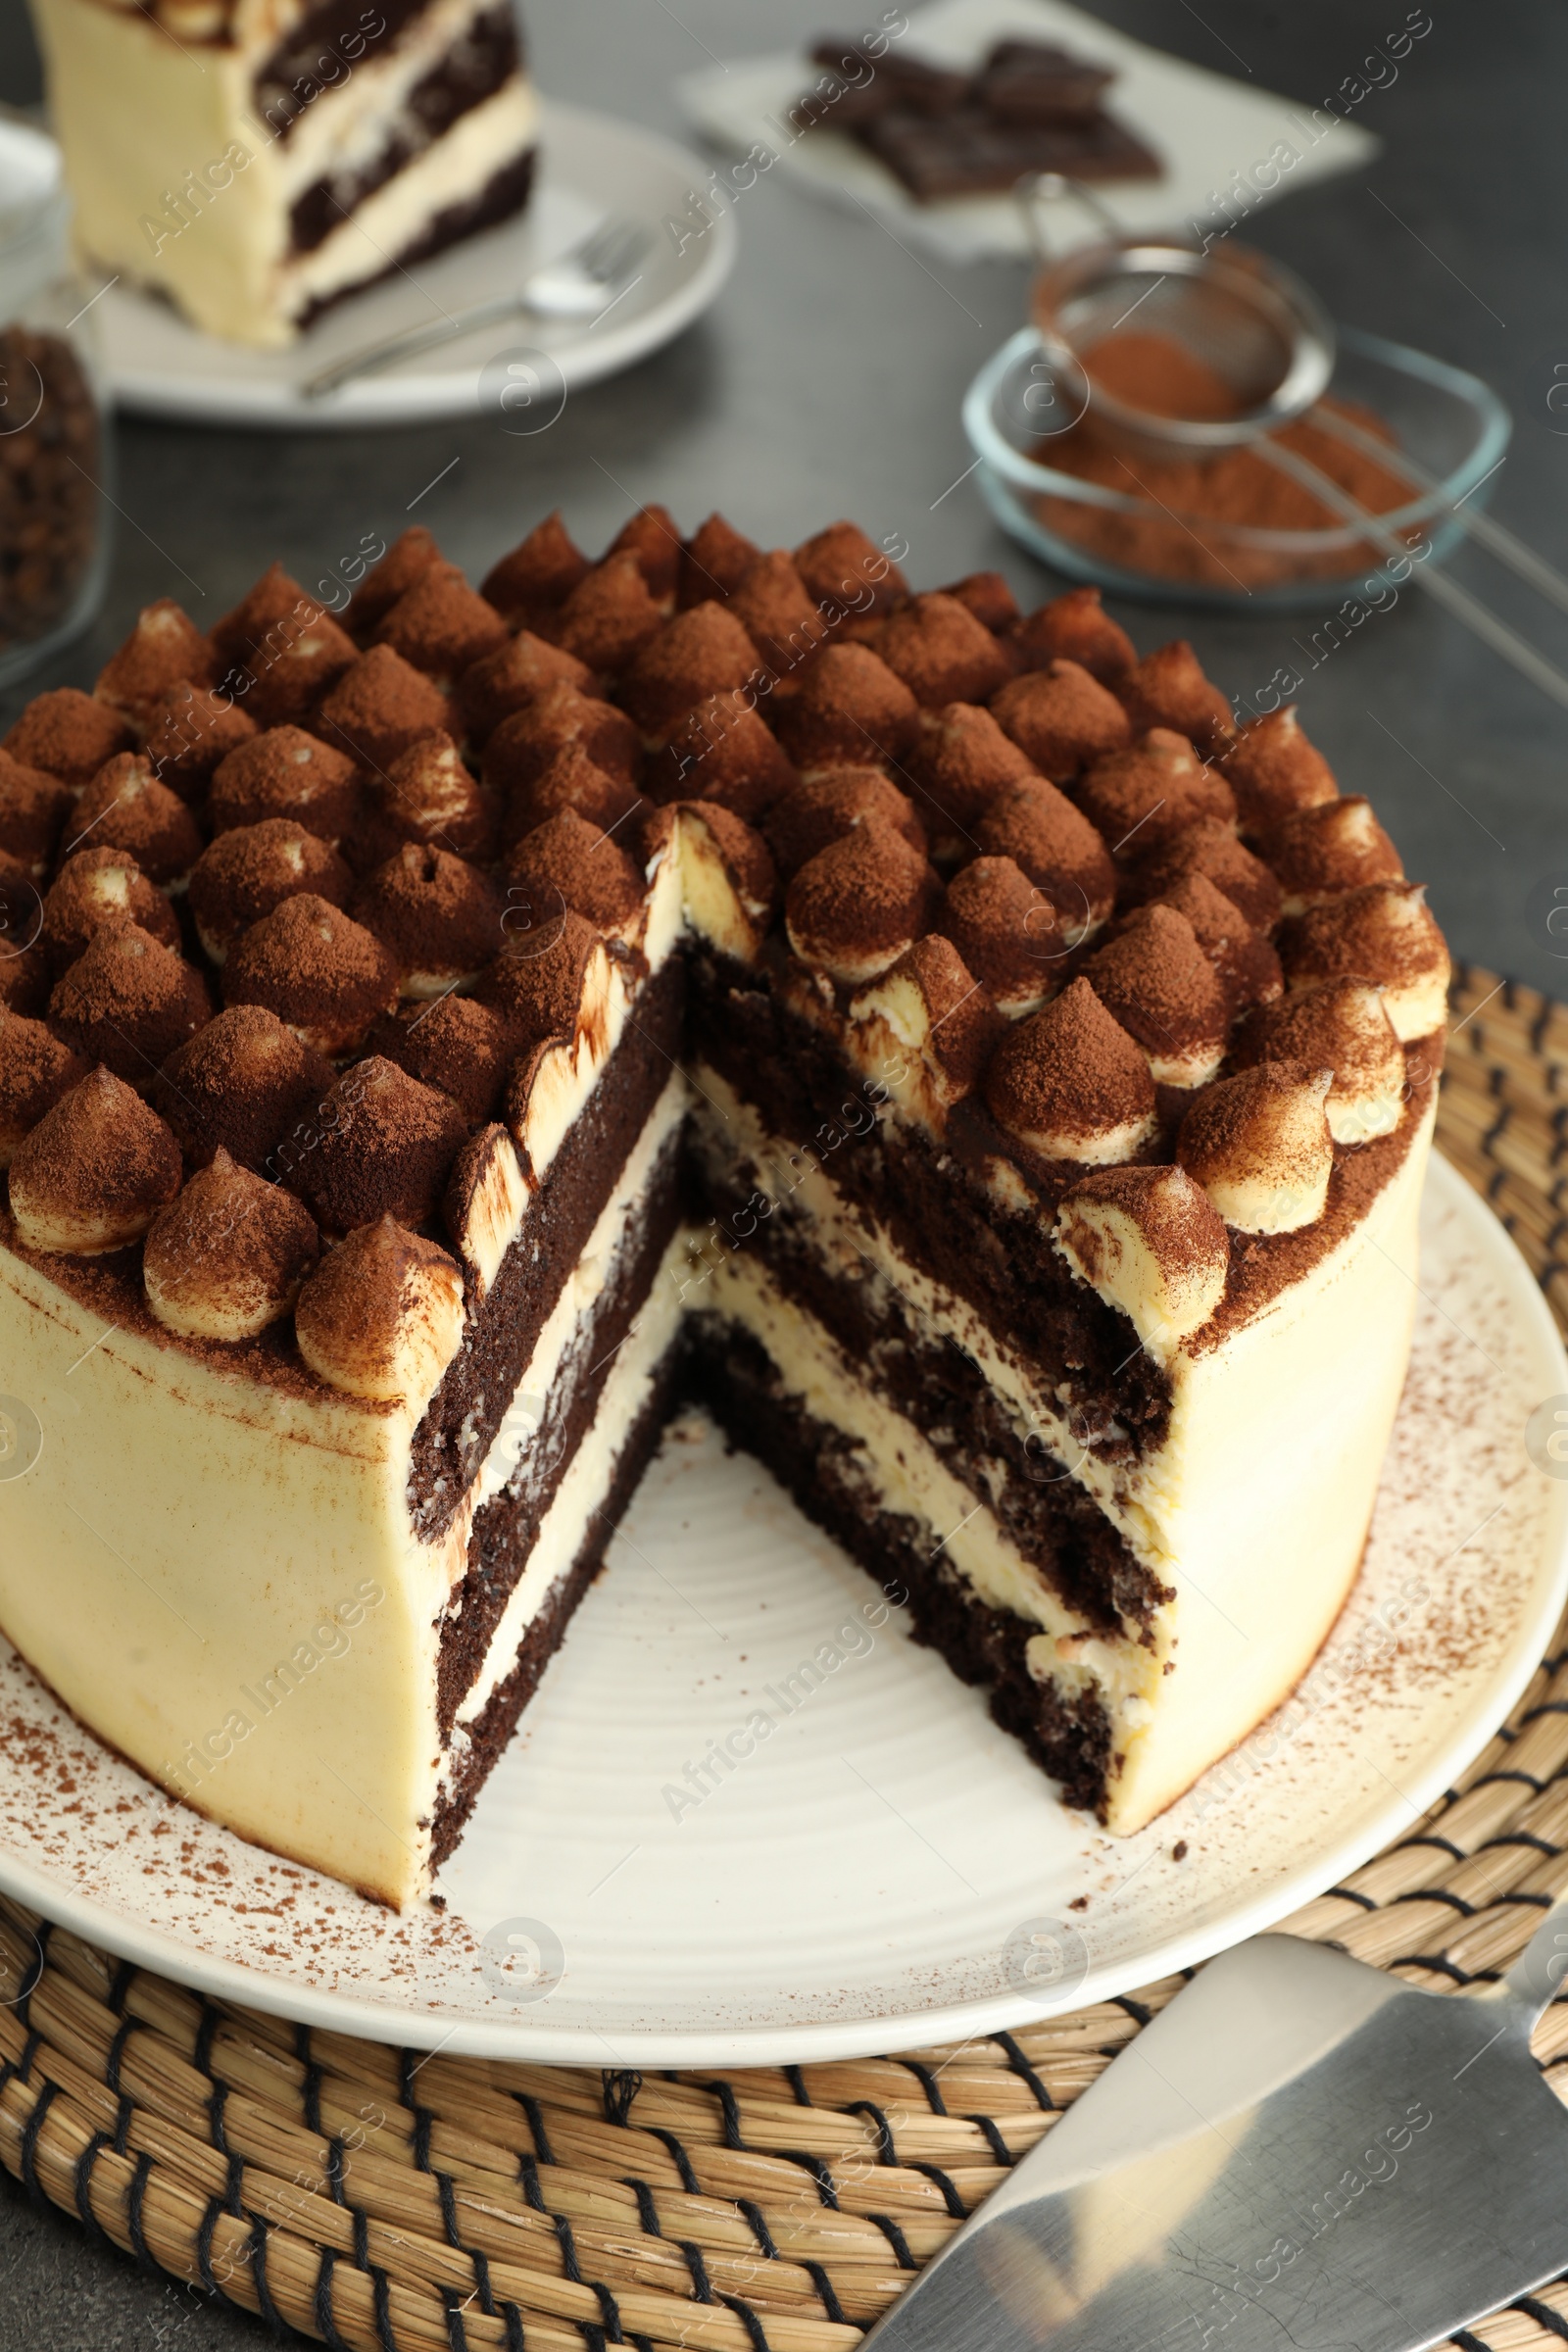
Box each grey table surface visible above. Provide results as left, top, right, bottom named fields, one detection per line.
left=0, top=0, right=1565, bottom=2340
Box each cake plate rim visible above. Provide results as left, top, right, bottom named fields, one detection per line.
left=0, top=1148, right=1563, bottom=2066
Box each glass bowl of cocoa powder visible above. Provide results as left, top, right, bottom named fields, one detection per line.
left=963, top=320, right=1509, bottom=609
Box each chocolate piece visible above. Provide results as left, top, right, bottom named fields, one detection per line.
left=4, top=689, right=133, bottom=789
left=367, top=995, right=513, bottom=1124
left=317, top=645, right=453, bottom=772
left=873, top=591, right=1012, bottom=708
left=295, top=1056, right=467, bottom=1235
left=1074, top=728, right=1236, bottom=856
left=938, top=571, right=1021, bottom=633
left=481, top=510, right=591, bottom=626
left=482, top=684, right=643, bottom=814
left=63, top=755, right=204, bottom=886
left=156, top=1004, right=336, bottom=1175
left=608, top=505, right=682, bottom=606
left=794, top=521, right=908, bottom=621
left=679, top=513, right=762, bottom=610
left=785, top=814, right=937, bottom=985
left=350, top=844, right=505, bottom=994
left=94, top=599, right=216, bottom=726
left=937, top=854, right=1063, bottom=1017
left=188, top=820, right=354, bottom=961
left=505, top=809, right=645, bottom=940
left=619, top=604, right=764, bottom=746
left=978, top=40, right=1114, bottom=123
left=0, top=1008, right=90, bottom=1165
left=374, top=562, right=508, bottom=678
left=1123, top=816, right=1281, bottom=935
left=210, top=725, right=361, bottom=845
left=344, top=525, right=443, bottom=640
left=1010, top=586, right=1136, bottom=687
left=223, top=895, right=399, bottom=1057
left=984, top=973, right=1156, bottom=1163
left=763, top=765, right=926, bottom=878
left=729, top=550, right=831, bottom=675
left=500, top=744, right=644, bottom=851
left=455, top=631, right=593, bottom=747
left=143, top=681, right=258, bottom=805
left=8, top=1067, right=182, bottom=1254
left=0, top=751, right=74, bottom=877
left=1267, top=796, right=1403, bottom=912
left=1221, top=705, right=1339, bottom=833
left=973, top=774, right=1116, bottom=933
left=347, top=731, right=499, bottom=871
left=1177, top=1062, right=1334, bottom=1236
left=646, top=690, right=798, bottom=820
left=294, top=1213, right=464, bottom=1402
left=991, top=659, right=1131, bottom=779
left=554, top=554, right=666, bottom=673
left=41, top=847, right=180, bottom=971
left=1117, top=640, right=1235, bottom=757
left=143, top=1149, right=319, bottom=1342
left=858, top=104, right=1160, bottom=202
left=1080, top=902, right=1229, bottom=1085
left=772, top=642, right=920, bottom=769
left=49, top=921, right=212, bottom=1086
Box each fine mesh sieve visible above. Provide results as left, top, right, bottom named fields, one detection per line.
left=1013, top=173, right=1568, bottom=712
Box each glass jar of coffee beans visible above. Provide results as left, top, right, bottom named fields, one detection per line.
left=0, top=117, right=111, bottom=692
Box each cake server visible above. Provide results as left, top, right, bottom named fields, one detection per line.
left=863, top=1906, right=1568, bottom=2352
left=303, top=216, right=650, bottom=398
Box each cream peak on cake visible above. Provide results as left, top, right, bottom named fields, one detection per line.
left=0, top=513, right=1448, bottom=1905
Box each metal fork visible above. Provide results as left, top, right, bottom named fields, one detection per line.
left=302, top=217, right=650, bottom=400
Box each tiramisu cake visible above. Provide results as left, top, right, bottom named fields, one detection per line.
left=28, top=0, right=537, bottom=345
left=0, top=514, right=1448, bottom=1907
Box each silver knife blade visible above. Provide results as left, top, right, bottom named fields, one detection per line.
left=866, top=1911, right=1568, bottom=2352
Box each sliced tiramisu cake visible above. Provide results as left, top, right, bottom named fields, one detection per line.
left=28, top=0, right=537, bottom=344
left=0, top=513, right=1448, bottom=1905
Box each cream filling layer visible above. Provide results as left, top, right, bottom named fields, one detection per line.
left=267, top=0, right=513, bottom=204
left=276, top=78, right=536, bottom=318
left=452, top=1236, right=687, bottom=1736
left=700, top=1248, right=1162, bottom=1732
left=471, top=1071, right=688, bottom=1515
left=691, top=1066, right=1437, bottom=1833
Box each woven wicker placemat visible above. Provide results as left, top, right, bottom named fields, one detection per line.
left=4, top=956, right=1568, bottom=2352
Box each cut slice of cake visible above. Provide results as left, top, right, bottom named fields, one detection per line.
left=0, top=523, right=1448, bottom=1905
left=28, top=0, right=538, bottom=345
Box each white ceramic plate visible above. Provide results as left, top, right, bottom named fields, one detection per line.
left=0, top=1152, right=1563, bottom=2065
left=99, top=100, right=736, bottom=429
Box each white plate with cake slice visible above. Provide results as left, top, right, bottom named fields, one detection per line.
left=95, top=101, right=736, bottom=428
left=0, top=1151, right=1563, bottom=2066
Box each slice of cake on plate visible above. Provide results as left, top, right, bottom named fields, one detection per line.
left=27, top=0, right=538, bottom=344
left=0, top=518, right=1448, bottom=1904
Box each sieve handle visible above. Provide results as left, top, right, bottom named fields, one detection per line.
left=1252, top=430, right=1568, bottom=717
left=1013, top=172, right=1123, bottom=266
left=1307, top=403, right=1568, bottom=621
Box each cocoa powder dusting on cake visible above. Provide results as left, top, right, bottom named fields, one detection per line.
left=156, top=1004, right=335, bottom=1174
left=4, top=688, right=133, bottom=788
left=985, top=975, right=1154, bottom=1147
